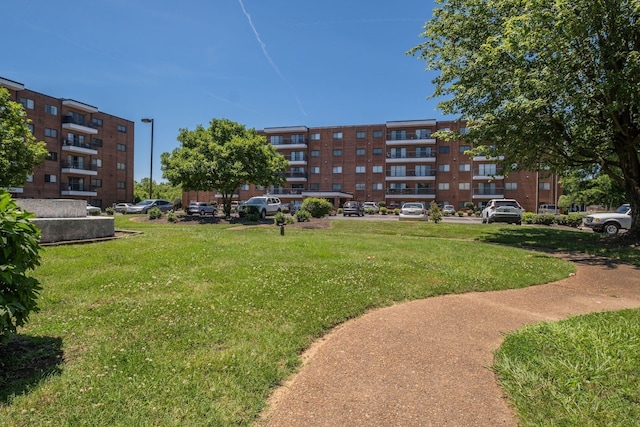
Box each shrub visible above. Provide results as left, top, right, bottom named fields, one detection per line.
left=295, top=209, right=311, bottom=222
left=301, top=198, right=332, bottom=218
left=286, top=216, right=295, bottom=225
left=0, top=190, right=42, bottom=342
left=337, top=208, right=343, bottom=215
left=167, top=210, right=178, bottom=223
left=239, top=205, right=261, bottom=221
left=555, top=213, right=584, bottom=228
left=105, top=207, right=115, bottom=216
left=464, top=201, right=475, bottom=211
left=522, top=212, right=535, bottom=224
left=380, top=207, right=388, bottom=215
left=534, top=213, right=556, bottom=226
left=273, top=212, right=286, bottom=226
left=428, top=201, right=442, bottom=223
left=457, top=210, right=464, bottom=217
left=393, top=208, right=400, bottom=215
left=148, top=207, right=162, bottom=220
left=378, top=201, right=386, bottom=208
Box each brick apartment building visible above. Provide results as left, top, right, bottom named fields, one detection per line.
left=183, top=119, right=560, bottom=213
left=1, top=76, right=134, bottom=209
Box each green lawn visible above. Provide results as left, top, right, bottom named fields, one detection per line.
left=0, top=217, right=636, bottom=426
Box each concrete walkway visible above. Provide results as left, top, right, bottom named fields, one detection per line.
left=261, top=254, right=640, bottom=426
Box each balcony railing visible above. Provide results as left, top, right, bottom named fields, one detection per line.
left=387, top=133, right=433, bottom=141
left=386, top=170, right=437, bottom=178
left=271, top=137, right=308, bottom=145
left=61, top=161, right=97, bottom=171
left=61, top=183, right=97, bottom=192
left=62, top=139, right=94, bottom=150
left=386, top=188, right=436, bottom=195
left=387, top=152, right=436, bottom=160
left=473, top=168, right=503, bottom=177
left=287, top=155, right=307, bottom=162
left=268, top=188, right=306, bottom=195
left=62, top=115, right=89, bottom=126
left=285, top=171, right=308, bottom=179
left=473, top=187, right=504, bottom=196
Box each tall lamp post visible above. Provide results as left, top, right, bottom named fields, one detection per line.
left=141, top=118, right=154, bottom=199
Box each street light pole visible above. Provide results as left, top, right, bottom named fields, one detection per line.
left=141, top=118, right=154, bottom=199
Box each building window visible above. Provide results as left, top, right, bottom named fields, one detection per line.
left=478, top=164, right=497, bottom=176
left=92, top=158, right=102, bottom=168
left=46, top=151, right=58, bottom=161
left=92, top=117, right=103, bottom=127
left=372, top=183, right=382, bottom=190
left=438, top=145, right=450, bottom=154
left=438, top=164, right=450, bottom=172
left=117, top=162, right=126, bottom=170
left=333, top=149, right=342, bottom=156
left=310, top=133, right=320, bottom=140
left=332, top=183, right=342, bottom=191
left=116, top=181, right=125, bottom=189
left=291, top=134, right=305, bottom=143
left=333, top=166, right=342, bottom=173
left=415, top=165, right=431, bottom=176
left=459, top=163, right=471, bottom=172
left=459, top=182, right=470, bottom=190
left=438, top=182, right=450, bottom=190
left=459, top=145, right=471, bottom=152
left=539, top=182, right=551, bottom=190
left=372, top=165, right=383, bottom=173
left=333, top=132, right=343, bottom=139
left=44, top=174, right=57, bottom=183
left=117, top=144, right=126, bottom=152
left=92, top=138, right=103, bottom=147
left=19, top=98, right=34, bottom=109
left=26, top=174, right=34, bottom=182
left=291, top=151, right=305, bottom=161
left=45, top=105, right=57, bottom=115
left=416, top=129, right=431, bottom=139
left=355, top=183, right=365, bottom=190
left=92, top=179, right=103, bottom=188
left=505, top=182, right=518, bottom=190
left=270, top=135, right=282, bottom=145
left=356, top=131, right=366, bottom=139
left=45, top=128, right=58, bottom=138
left=356, top=148, right=366, bottom=156
left=372, top=148, right=383, bottom=155
left=460, top=127, right=469, bottom=134
left=310, top=183, right=320, bottom=190
left=117, top=125, right=127, bottom=133
left=66, top=111, right=85, bottom=125
left=355, top=166, right=366, bottom=173
left=311, top=167, right=320, bottom=174
left=373, top=130, right=383, bottom=138
left=256, top=185, right=264, bottom=190
left=310, top=150, right=320, bottom=157
left=28, top=124, right=34, bottom=134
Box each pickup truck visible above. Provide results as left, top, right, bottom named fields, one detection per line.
left=583, top=204, right=632, bottom=235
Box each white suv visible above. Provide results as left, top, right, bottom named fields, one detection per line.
left=481, top=199, right=523, bottom=225
left=239, top=196, right=282, bottom=219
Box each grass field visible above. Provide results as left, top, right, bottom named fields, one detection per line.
left=0, top=217, right=637, bottom=426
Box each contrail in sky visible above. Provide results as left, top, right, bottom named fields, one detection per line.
left=237, top=0, right=307, bottom=116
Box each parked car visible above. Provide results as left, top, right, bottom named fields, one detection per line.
left=114, top=203, right=133, bottom=213
left=583, top=204, right=632, bottom=235
left=86, top=204, right=101, bottom=215
left=538, top=204, right=560, bottom=214
left=342, top=201, right=365, bottom=217
left=186, top=201, right=216, bottom=216
left=125, top=199, right=174, bottom=214
left=238, top=196, right=282, bottom=219
left=399, top=202, right=428, bottom=221
left=362, top=202, right=380, bottom=213
left=442, top=205, right=456, bottom=215
left=481, top=199, right=523, bottom=225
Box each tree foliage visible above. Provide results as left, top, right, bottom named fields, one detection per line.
left=133, top=179, right=182, bottom=206
left=0, top=88, right=47, bottom=187
left=161, top=118, right=288, bottom=217
left=560, top=171, right=626, bottom=209
left=410, top=0, right=640, bottom=239
left=0, top=190, right=42, bottom=341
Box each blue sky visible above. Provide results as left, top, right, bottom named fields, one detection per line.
left=2, top=0, right=453, bottom=181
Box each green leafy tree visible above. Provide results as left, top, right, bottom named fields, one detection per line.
left=410, top=0, right=640, bottom=239
left=0, top=190, right=42, bottom=341
left=161, top=118, right=288, bottom=218
left=560, top=171, right=626, bottom=209
left=0, top=87, right=47, bottom=187
left=133, top=179, right=182, bottom=206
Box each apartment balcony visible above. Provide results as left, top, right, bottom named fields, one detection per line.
left=271, top=137, right=308, bottom=149
left=287, top=155, right=307, bottom=166
left=60, top=183, right=97, bottom=197
left=473, top=168, right=504, bottom=180
left=385, top=187, right=437, bottom=199
left=385, top=152, right=436, bottom=163
left=61, top=161, right=98, bottom=176
left=386, top=134, right=436, bottom=145
left=285, top=171, right=308, bottom=181
left=62, top=115, right=98, bottom=135
left=472, top=187, right=504, bottom=199
left=62, top=139, right=98, bottom=155
left=473, top=155, right=505, bottom=161
left=385, top=170, right=437, bottom=181
left=268, top=188, right=306, bottom=196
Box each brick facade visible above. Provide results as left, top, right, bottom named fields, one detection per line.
left=1, top=77, right=135, bottom=209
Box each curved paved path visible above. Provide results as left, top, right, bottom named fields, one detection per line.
left=261, top=254, right=640, bottom=426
